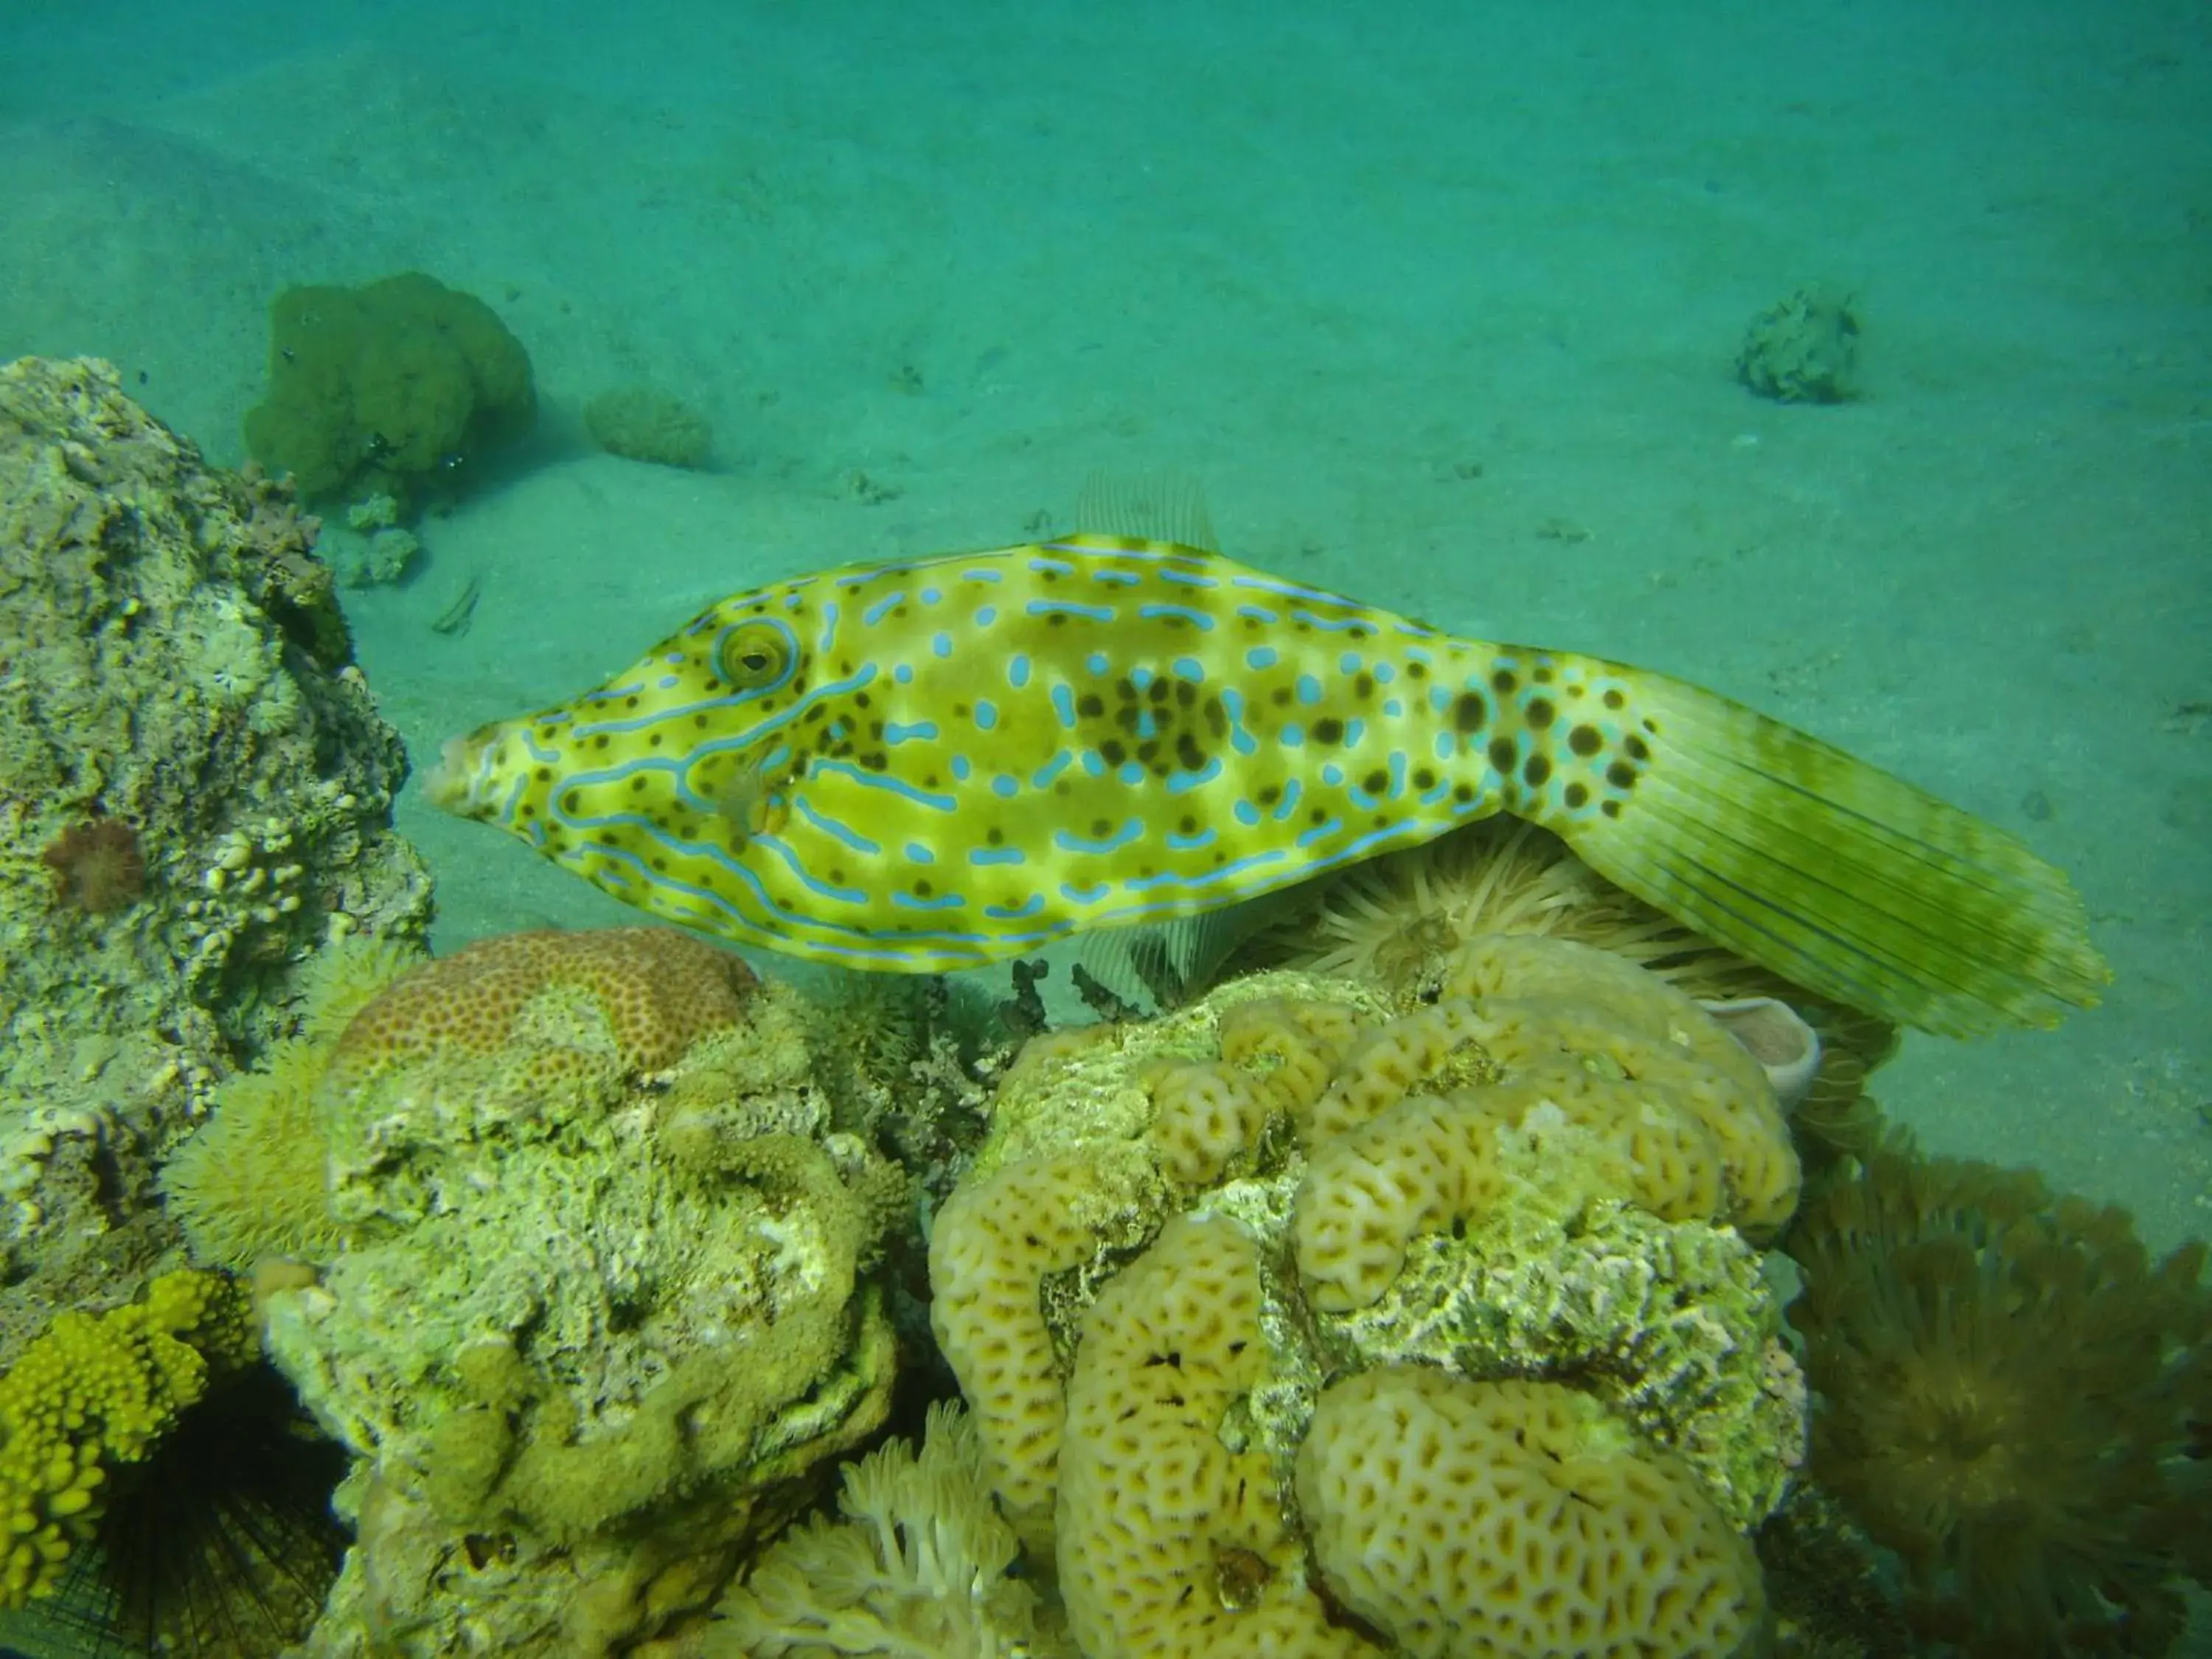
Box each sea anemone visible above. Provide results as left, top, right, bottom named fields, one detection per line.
left=1786, top=1144, right=2212, bottom=1656
left=41, top=815, right=147, bottom=914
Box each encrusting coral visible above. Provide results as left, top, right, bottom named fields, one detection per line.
left=0, top=1270, right=255, bottom=1607
left=1787, top=1143, right=2212, bottom=1658
left=693, top=1401, right=1073, bottom=1658
left=251, top=926, right=904, bottom=1658
left=928, top=930, right=1804, bottom=1658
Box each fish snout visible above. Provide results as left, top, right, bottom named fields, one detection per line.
left=423, top=728, right=504, bottom=820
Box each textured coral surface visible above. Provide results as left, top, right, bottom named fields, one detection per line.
left=0, top=355, right=431, bottom=1369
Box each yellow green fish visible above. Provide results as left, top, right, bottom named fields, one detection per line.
left=426, top=530, right=2107, bottom=1037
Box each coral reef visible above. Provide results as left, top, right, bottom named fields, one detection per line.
left=0, top=1269, right=255, bottom=1606
left=0, top=357, right=431, bottom=1372
left=928, top=931, right=1806, bottom=1658
left=242, top=272, right=535, bottom=511
left=1787, top=1144, right=2212, bottom=1658
left=695, top=1402, right=1074, bottom=1658
left=257, top=928, right=903, bottom=1658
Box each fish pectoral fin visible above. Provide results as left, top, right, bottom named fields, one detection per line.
left=1074, top=469, right=1220, bottom=553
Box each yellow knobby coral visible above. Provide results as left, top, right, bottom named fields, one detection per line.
left=0, top=1270, right=254, bottom=1605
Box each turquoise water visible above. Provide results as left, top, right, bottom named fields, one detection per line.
left=2, top=0, right=2208, bottom=1646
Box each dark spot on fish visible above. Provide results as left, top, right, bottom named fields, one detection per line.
left=1405, top=660, right=1428, bottom=680
left=1412, top=767, right=1436, bottom=790
left=914, top=880, right=932, bottom=897
left=1606, top=761, right=1638, bottom=790
left=1257, top=784, right=1281, bottom=805
left=869, top=720, right=885, bottom=738
left=560, top=790, right=580, bottom=811
left=1203, top=698, right=1228, bottom=737
left=1312, top=717, right=1346, bottom=745
left=860, top=751, right=888, bottom=771
left=1136, top=740, right=1161, bottom=765
left=593, top=735, right=611, bottom=750
left=1453, top=692, right=1486, bottom=733
left=1533, top=664, right=1554, bottom=685
left=1526, top=697, right=1556, bottom=729
left=854, top=692, right=872, bottom=709
left=694, top=714, right=709, bottom=728
left=1603, top=689, right=1626, bottom=710
left=1568, top=725, right=1601, bottom=757
left=535, top=767, right=552, bottom=782
left=1046, top=613, right=1068, bottom=626
left=1565, top=782, right=1590, bottom=810
left=1270, top=687, right=1292, bottom=706
left=987, top=827, right=1005, bottom=845
left=648, top=734, right=663, bottom=748
left=1492, top=668, right=1517, bottom=695
left=1179, top=813, right=1198, bottom=833
left=1353, top=672, right=1374, bottom=699
left=1099, top=739, right=1127, bottom=765
left=1625, top=735, right=1650, bottom=762
left=1175, top=682, right=1196, bottom=707
left=652, top=856, right=667, bottom=871
left=625, top=695, right=639, bottom=709
left=805, top=706, right=827, bottom=722
left=1148, top=680, right=1169, bottom=704
left=1601, top=799, right=1622, bottom=818
left=1487, top=737, right=1517, bottom=773
left=830, top=866, right=846, bottom=883
left=1175, top=734, right=1206, bottom=771
left=1523, top=754, right=1551, bottom=787
left=1310, top=807, right=1328, bottom=824
left=1078, top=693, right=1105, bottom=719
left=1362, top=768, right=1388, bottom=794
left=630, top=776, right=647, bottom=791
left=520, top=804, right=536, bottom=817
left=1453, top=782, right=1477, bottom=804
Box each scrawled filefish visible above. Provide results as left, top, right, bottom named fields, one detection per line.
left=425, top=531, right=2107, bottom=1036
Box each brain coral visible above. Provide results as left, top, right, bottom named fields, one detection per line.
left=928, top=932, right=1801, bottom=1659
left=1296, top=1368, right=1764, bottom=1658
left=260, top=927, right=900, bottom=1658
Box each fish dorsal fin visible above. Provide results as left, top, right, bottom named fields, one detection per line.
left=1074, top=470, right=1219, bottom=552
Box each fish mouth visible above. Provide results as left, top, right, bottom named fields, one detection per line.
left=422, top=730, right=498, bottom=818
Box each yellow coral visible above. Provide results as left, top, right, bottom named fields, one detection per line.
left=1057, top=1214, right=1373, bottom=1659
left=1295, top=1368, right=1765, bottom=1658
left=0, top=1270, right=254, bottom=1605
left=328, top=925, right=756, bottom=1086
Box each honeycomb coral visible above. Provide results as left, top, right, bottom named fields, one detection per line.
left=1295, top=1368, right=1766, bottom=1658
left=929, top=937, right=1804, bottom=1637
left=327, top=925, right=754, bottom=1085
left=0, top=1270, right=254, bottom=1605
left=928, top=1144, right=1166, bottom=1554
left=1057, top=1214, right=1371, bottom=1659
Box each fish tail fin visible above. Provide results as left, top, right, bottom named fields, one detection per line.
left=1500, top=653, right=2109, bottom=1036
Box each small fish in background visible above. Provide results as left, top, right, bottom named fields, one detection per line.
left=426, top=488, right=2107, bottom=1039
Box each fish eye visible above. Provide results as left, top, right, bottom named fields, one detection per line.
left=717, top=622, right=790, bottom=689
